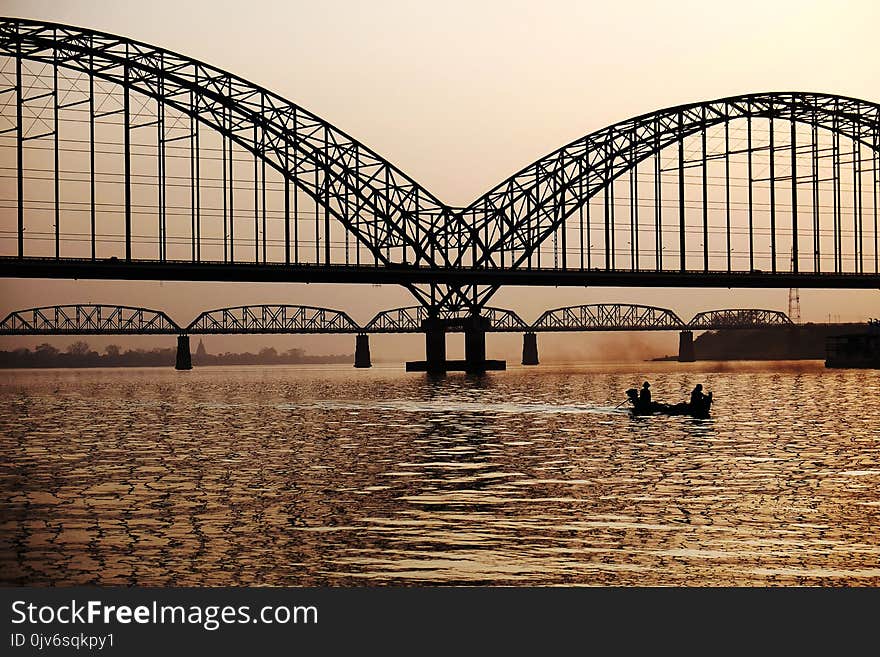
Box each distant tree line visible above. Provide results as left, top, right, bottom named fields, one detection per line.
left=0, top=341, right=352, bottom=368
left=192, top=343, right=351, bottom=366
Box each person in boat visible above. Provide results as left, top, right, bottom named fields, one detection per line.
left=688, top=384, right=712, bottom=415
left=639, top=382, right=651, bottom=407
left=624, top=382, right=712, bottom=417
left=623, top=382, right=653, bottom=414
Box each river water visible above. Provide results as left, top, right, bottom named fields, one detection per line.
left=1, top=361, right=878, bottom=586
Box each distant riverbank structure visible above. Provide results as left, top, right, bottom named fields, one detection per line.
left=825, top=319, right=880, bottom=369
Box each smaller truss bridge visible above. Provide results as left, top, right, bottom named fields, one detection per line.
left=532, top=304, right=687, bottom=332
left=687, top=309, right=794, bottom=330
left=0, top=304, right=179, bottom=334
left=186, top=305, right=362, bottom=334
left=364, top=306, right=528, bottom=333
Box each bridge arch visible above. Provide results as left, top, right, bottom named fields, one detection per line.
left=531, top=304, right=686, bottom=331
left=0, top=304, right=179, bottom=334
left=462, top=92, right=880, bottom=281
left=0, top=17, right=453, bottom=269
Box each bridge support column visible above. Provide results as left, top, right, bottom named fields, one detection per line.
left=424, top=319, right=447, bottom=374
left=354, top=333, right=372, bottom=368
left=522, top=332, right=539, bottom=366
left=175, top=335, right=193, bottom=370
left=464, top=317, right=490, bottom=373
left=678, top=330, right=696, bottom=362
left=406, top=316, right=505, bottom=373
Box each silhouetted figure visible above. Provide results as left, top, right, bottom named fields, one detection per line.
left=639, top=381, right=651, bottom=407
left=624, top=381, right=713, bottom=417
left=689, top=384, right=705, bottom=406
left=688, top=384, right=712, bottom=417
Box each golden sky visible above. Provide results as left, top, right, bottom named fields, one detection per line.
left=0, top=0, right=878, bottom=360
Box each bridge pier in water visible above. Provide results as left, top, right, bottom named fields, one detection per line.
left=175, top=335, right=193, bottom=370
left=423, top=319, right=447, bottom=374
left=354, top=333, right=372, bottom=368
left=406, top=316, right=505, bottom=374
left=522, top=332, right=539, bottom=365
left=464, top=317, right=490, bottom=372
left=678, top=330, right=696, bottom=362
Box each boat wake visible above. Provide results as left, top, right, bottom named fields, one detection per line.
left=280, top=400, right=626, bottom=415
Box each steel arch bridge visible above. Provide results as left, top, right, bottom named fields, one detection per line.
left=1, top=17, right=879, bottom=317
left=0, top=304, right=178, bottom=334
left=186, top=304, right=361, bottom=334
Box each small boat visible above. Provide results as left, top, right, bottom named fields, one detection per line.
left=624, top=388, right=713, bottom=418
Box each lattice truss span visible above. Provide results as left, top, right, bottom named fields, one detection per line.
left=532, top=304, right=687, bottom=331
left=528, top=304, right=794, bottom=331
left=1, top=18, right=879, bottom=314
left=0, top=302, right=797, bottom=334
left=0, top=304, right=179, bottom=333
left=187, top=305, right=361, bottom=334
left=688, top=308, right=793, bottom=330
left=364, top=306, right=528, bottom=333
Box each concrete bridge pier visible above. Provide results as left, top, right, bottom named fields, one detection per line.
left=522, top=332, right=539, bottom=365
left=354, top=333, right=372, bottom=368
left=464, top=316, right=490, bottom=373
left=678, top=330, right=696, bottom=362
left=406, top=316, right=505, bottom=373
left=423, top=319, right=447, bottom=374
left=175, top=334, right=193, bottom=370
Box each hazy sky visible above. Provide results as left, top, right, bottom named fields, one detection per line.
left=1, top=0, right=878, bottom=360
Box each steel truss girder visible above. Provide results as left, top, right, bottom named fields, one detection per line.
left=529, top=304, right=795, bottom=331
left=364, top=305, right=528, bottom=333
left=688, top=308, right=793, bottom=330
left=187, top=305, right=361, bottom=334
left=532, top=304, right=687, bottom=331
left=0, top=304, right=179, bottom=334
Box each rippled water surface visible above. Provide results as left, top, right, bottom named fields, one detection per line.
left=2, top=362, right=879, bottom=586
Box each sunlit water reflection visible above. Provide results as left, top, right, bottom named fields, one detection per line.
left=1, top=361, right=878, bottom=585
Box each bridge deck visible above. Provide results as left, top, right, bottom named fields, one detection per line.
left=4, top=257, right=879, bottom=289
